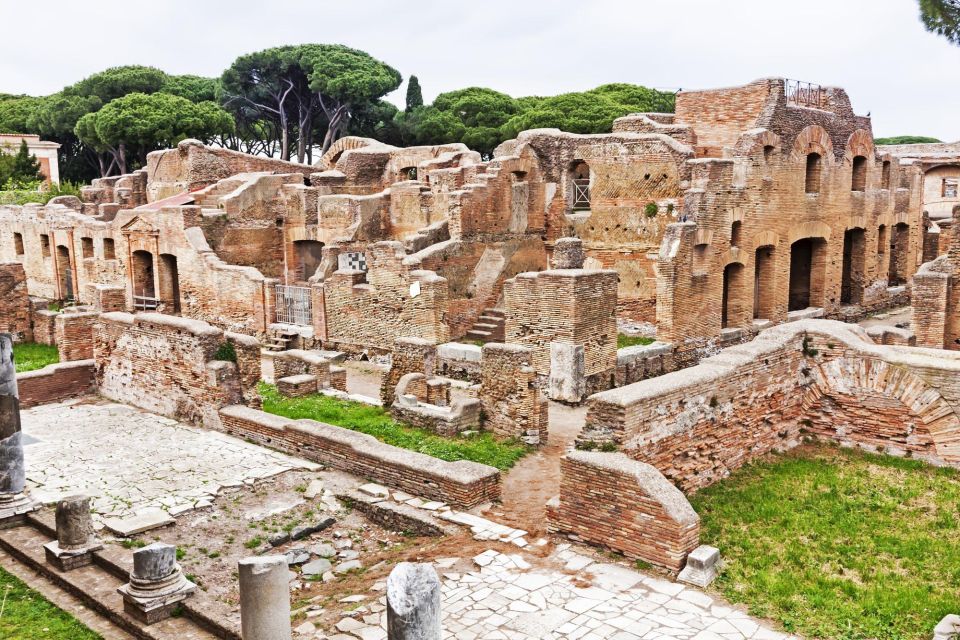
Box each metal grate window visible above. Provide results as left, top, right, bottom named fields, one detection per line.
left=573, top=179, right=591, bottom=210
left=275, top=285, right=312, bottom=326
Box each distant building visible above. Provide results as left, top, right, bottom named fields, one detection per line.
left=0, top=134, right=61, bottom=185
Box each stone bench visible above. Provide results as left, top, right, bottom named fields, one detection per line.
left=277, top=374, right=318, bottom=397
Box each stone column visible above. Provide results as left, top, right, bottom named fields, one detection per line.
left=0, top=334, right=37, bottom=527
left=238, top=555, right=291, bottom=640
left=44, top=494, right=103, bottom=570
left=118, top=542, right=197, bottom=624
left=387, top=562, right=441, bottom=640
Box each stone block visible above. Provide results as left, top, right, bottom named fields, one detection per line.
left=549, top=342, right=585, bottom=403
left=277, top=373, right=319, bottom=397
left=103, top=509, right=175, bottom=536
left=677, top=545, right=720, bottom=587
left=933, top=614, right=960, bottom=640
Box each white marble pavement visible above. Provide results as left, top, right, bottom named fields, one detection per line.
left=20, top=399, right=318, bottom=522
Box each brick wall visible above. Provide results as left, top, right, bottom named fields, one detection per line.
left=582, top=319, right=960, bottom=492
left=0, top=263, right=31, bottom=341
left=324, top=242, right=449, bottom=352
left=504, top=269, right=618, bottom=379
left=55, top=311, right=97, bottom=361
left=381, top=337, right=436, bottom=406
left=218, top=405, right=500, bottom=508
left=17, top=360, right=96, bottom=408
left=95, top=312, right=246, bottom=429
left=548, top=451, right=700, bottom=571
left=479, top=343, right=547, bottom=443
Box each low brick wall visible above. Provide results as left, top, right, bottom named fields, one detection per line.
left=615, top=341, right=676, bottom=386
left=18, top=360, right=96, bottom=408
left=219, top=405, right=500, bottom=508
left=55, top=311, right=98, bottom=362
left=583, top=319, right=960, bottom=492
left=549, top=451, right=700, bottom=571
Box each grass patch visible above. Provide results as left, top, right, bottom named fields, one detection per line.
left=12, top=342, right=59, bottom=373
left=258, top=382, right=528, bottom=470
left=690, top=444, right=960, bottom=640
left=617, top=334, right=655, bottom=349
left=0, top=566, right=102, bottom=639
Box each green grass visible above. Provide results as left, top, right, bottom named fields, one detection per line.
left=617, top=334, right=655, bottom=349
left=0, top=566, right=102, bottom=639
left=258, top=382, right=528, bottom=471
left=690, top=444, right=960, bottom=640
left=12, top=342, right=59, bottom=373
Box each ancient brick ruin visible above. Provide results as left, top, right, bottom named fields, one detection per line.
left=2, top=76, right=960, bottom=638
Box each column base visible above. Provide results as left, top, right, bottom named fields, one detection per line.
left=44, top=540, right=104, bottom=571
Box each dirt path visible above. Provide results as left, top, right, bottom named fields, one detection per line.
left=496, top=401, right=586, bottom=536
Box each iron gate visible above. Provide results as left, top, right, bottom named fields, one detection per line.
left=274, top=285, right=312, bottom=326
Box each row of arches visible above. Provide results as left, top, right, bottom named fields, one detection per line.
left=719, top=223, right=911, bottom=327
left=131, top=250, right=180, bottom=312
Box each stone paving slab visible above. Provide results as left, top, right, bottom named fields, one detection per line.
left=20, top=399, right=318, bottom=523
left=327, top=548, right=799, bottom=640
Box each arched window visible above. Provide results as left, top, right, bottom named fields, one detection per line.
left=877, top=225, right=887, bottom=254
left=763, top=145, right=775, bottom=162
left=570, top=161, right=591, bottom=211
left=730, top=221, right=742, bottom=247
left=103, top=238, right=116, bottom=260
left=881, top=161, right=892, bottom=190
left=851, top=156, right=867, bottom=192
left=805, top=153, right=822, bottom=194
left=13, top=233, right=23, bottom=255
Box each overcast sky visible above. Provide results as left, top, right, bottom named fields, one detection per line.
left=1, top=0, right=957, bottom=140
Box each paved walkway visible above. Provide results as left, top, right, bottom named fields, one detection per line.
left=327, top=548, right=797, bottom=640
left=20, top=399, right=317, bottom=522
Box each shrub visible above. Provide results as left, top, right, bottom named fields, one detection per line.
left=213, top=342, right=237, bottom=362
left=644, top=202, right=659, bottom=217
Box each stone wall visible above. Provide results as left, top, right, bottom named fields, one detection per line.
left=479, top=344, right=547, bottom=444
left=381, top=337, right=436, bottom=406
left=615, top=341, right=677, bottom=386
left=581, top=319, right=960, bottom=492
left=0, top=263, right=31, bottom=341
left=17, top=360, right=96, bottom=408
left=548, top=451, right=700, bottom=571
left=94, top=312, right=246, bottom=429
left=54, top=311, right=97, bottom=362
left=219, top=405, right=500, bottom=508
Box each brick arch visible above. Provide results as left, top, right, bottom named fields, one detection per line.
left=751, top=230, right=779, bottom=249
left=847, top=216, right=867, bottom=231
left=315, top=136, right=377, bottom=170
left=735, top=128, right=781, bottom=157
left=807, top=357, right=960, bottom=463
left=844, top=129, right=875, bottom=161
left=720, top=247, right=745, bottom=267
left=791, top=125, right=834, bottom=161
left=787, top=221, right=832, bottom=244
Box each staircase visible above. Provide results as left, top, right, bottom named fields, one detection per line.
left=464, top=308, right=505, bottom=344
left=264, top=327, right=298, bottom=352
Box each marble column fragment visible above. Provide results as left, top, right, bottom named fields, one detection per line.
left=117, top=542, right=196, bottom=624
left=238, top=555, right=292, bottom=640
left=44, top=494, right=103, bottom=570
left=387, top=562, right=441, bottom=640
left=0, top=334, right=36, bottom=526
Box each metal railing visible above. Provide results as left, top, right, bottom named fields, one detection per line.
left=133, top=295, right=159, bottom=311
left=785, top=79, right=825, bottom=109
left=275, top=284, right=312, bottom=326
left=573, top=179, right=591, bottom=210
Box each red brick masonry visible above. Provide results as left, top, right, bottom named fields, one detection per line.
left=18, top=360, right=96, bottom=408
left=218, top=405, right=500, bottom=508
left=549, top=451, right=700, bottom=571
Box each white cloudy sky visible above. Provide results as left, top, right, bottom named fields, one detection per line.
left=1, top=0, right=957, bottom=140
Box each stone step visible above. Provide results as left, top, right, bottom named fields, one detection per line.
left=473, top=322, right=500, bottom=331
left=477, top=315, right=504, bottom=325
left=482, top=308, right=506, bottom=318
left=465, top=330, right=492, bottom=340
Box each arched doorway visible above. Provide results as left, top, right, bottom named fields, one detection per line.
left=841, top=228, right=866, bottom=304
left=789, top=238, right=828, bottom=311
left=753, top=246, right=775, bottom=320
left=888, top=223, right=910, bottom=286
left=292, top=240, right=324, bottom=282
left=158, top=253, right=181, bottom=314
left=131, top=250, right=156, bottom=310
left=722, top=262, right=746, bottom=328
left=55, top=245, right=73, bottom=301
